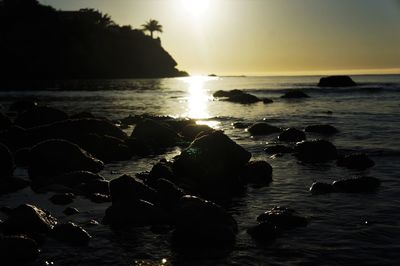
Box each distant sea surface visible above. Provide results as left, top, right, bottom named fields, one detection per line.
left=1, top=75, right=400, bottom=265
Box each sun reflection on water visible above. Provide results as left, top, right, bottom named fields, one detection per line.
left=181, top=76, right=220, bottom=128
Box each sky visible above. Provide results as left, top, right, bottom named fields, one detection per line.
left=39, top=0, right=400, bottom=76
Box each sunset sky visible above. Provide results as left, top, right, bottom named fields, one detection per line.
left=39, top=0, right=400, bottom=76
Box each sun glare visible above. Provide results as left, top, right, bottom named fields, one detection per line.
left=181, top=0, right=210, bottom=15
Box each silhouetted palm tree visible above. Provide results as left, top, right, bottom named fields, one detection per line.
left=142, top=19, right=163, bottom=39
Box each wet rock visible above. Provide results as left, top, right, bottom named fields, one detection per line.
left=337, top=153, right=375, bottom=170
left=309, top=182, right=335, bottom=195
left=110, top=174, right=157, bottom=204
left=247, top=123, right=282, bottom=135
left=52, top=171, right=105, bottom=188
left=15, top=106, right=68, bottom=128
left=278, top=128, right=306, bottom=142
left=14, top=147, right=30, bottom=166
left=332, top=176, right=381, bottom=193
left=63, top=207, right=79, bottom=216
left=318, top=75, right=357, bottom=87
left=0, top=235, right=39, bottom=263
left=88, top=193, right=111, bottom=203
left=104, top=199, right=166, bottom=227
left=154, top=178, right=185, bottom=209
left=213, top=90, right=261, bottom=104
left=173, top=195, right=238, bottom=246
left=52, top=222, right=91, bottom=245
left=80, top=179, right=110, bottom=195
left=130, top=119, right=181, bottom=148
left=0, top=177, right=30, bottom=195
left=3, top=204, right=57, bottom=236
left=247, top=222, right=280, bottom=242
left=264, top=145, right=294, bottom=154
left=294, top=140, right=338, bottom=162
left=0, top=143, right=14, bottom=178
left=0, top=126, right=28, bottom=151
left=257, top=206, right=308, bottom=229
left=241, top=160, right=273, bottom=185
left=28, top=139, right=104, bottom=184
left=172, top=131, right=251, bottom=198
left=49, top=193, right=75, bottom=205
left=180, top=124, right=214, bottom=141
left=232, top=122, right=251, bottom=129
left=0, top=112, right=12, bottom=130
left=281, top=90, right=310, bottom=99
left=9, top=99, right=38, bottom=113
left=149, top=161, right=176, bottom=184
left=262, top=98, right=274, bottom=104
left=305, top=124, right=338, bottom=135
left=70, top=112, right=95, bottom=119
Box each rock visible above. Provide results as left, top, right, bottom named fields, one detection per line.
left=305, top=124, right=338, bottom=135
left=318, top=75, right=357, bottom=87
left=332, top=176, right=381, bottom=193
left=309, top=182, right=335, bottom=195
left=172, top=131, right=251, bottom=198
left=294, top=140, right=338, bottom=162
left=0, top=177, right=30, bottom=195
left=247, top=222, right=280, bottom=242
left=0, top=143, right=15, bottom=178
left=49, top=193, right=75, bottom=205
left=154, top=178, right=185, bottom=209
left=213, top=90, right=261, bottom=104
left=0, top=235, right=39, bottom=263
left=104, top=199, right=166, bottom=227
left=262, top=98, right=274, bottom=104
left=80, top=179, right=110, bottom=195
left=109, top=174, right=157, bottom=204
left=70, top=112, right=95, bottom=119
left=52, top=222, right=91, bottom=245
left=264, top=145, right=294, bottom=154
left=241, top=161, right=273, bottom=185
left=15, top=106, right=68, bottom=128
left=52, top=171, right=105, bottom=188
left=173, top=195, right=238, bottom=246
left=3, top=204, right=57, bottom=236
left=232, top=122, right=251, bottom=129
left=247, top=123, right=282, bottom=135
left=180, top=124, right=214, bottom=141
left=88, top=193, right=111, bottom=203
left=63, top=207, right=79, bottom=215
left=130, top=119, right=181, bottom=148
left=281, top=90, right=309, bottom=99
left=0, top=112, right=12, bottom=130
left=14, top=147, right=30, bottom=166
left=278, top=128, right=306, bottom=142
left=9, top=99, right=38, bottom=113
left=337, top=153, right=375, bottom=170
left=257, top=206, right=308, bottom=228
left=0, top=126, right=28, bottom=151
left=28, top=139, right=104, bottom=184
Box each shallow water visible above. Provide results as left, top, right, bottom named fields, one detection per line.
left=1, top=75, right=400, bottom=265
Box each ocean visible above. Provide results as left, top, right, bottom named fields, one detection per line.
left=0, top=75, right=399, bottom=265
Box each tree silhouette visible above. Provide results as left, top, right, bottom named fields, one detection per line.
left=141, top=19, right=163, bottom=39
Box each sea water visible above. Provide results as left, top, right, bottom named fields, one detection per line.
left=0, top=75, right=399, bottom=265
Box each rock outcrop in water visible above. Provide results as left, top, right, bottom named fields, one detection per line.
left=51, top=222, right=91, bottom=245
left=281, top=90, right=310, bottom=99
left=247, top=123, right=282, bottom=136
left=0, top=235, right=39, bottom=264
left=213, top=90, right=262, bottom=104
left=305, top=124, right=339, bottom=135
left=278, top=128, right=306, bottom=142
left=294, top=140, right=338, bottom=162
left=310, top=176, right=381, bottom=194
left=318, top=76, right=357, bottom=87
left=337, top=153, right=375, bottom=170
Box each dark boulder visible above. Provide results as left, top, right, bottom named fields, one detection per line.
left=52, top=222, right=91, bottom=245
left=110, top=174, right=157, bottom=204
left=262, top=98, right=274, bottom=104
left=0, top=112, right=12, bottom=130
left=305, top=124, right=338, bottom=135
left=9, top=99, right=38, bottom=113
left=172, top=131, right=251, bottom=197
left=247, top=123, right=282, bottom=135
left=15, top=106, right=68, bottom=128
left=154, top=178, right=185, bottom=209
left=247, top=222, right=280, bottom=242
left=0, top=143, right=14, bottom=178
left=332, top=176, right=381, bottom=193
left=52, top=171, right=105, bottom=188
left=213, top=90, right=261, bottom=104
left=14, top=147, right=30, bottom=167
left=180, top=124, right=214, bottom=141
left=49, top=193, right=75, bottom=205
left=3, top=204, right=57, bottom=236
left=264, top=145, right=294, bottom=154
left=28, top=139, right=104, bottom=184
left=337, top=153, right=375, bottom=170
left=0, top=235, right=39, bottom=263
left=241, top=160, right=273, bottom=185
left=232, top=122, right=251, bottom=129
left=309, top=182, right=335, bottom=195
left=87, top=193, right=111, bottom=203
left=294, top=140, right=338, bottom=162
left=63, top=207, right=79, bottom=216
left=281, top=90, right=309, bottom=99
left=104, top=199, right=166, bottom=227
left=0, top=177, right=30, bottom=195
left=173, top=195, right=238, bottom=246
left=278, top=128, right=306, bottom=142
left=149, top=161, right=176, bottom=183
left=80, top=179, right=110, bottom=196
left=318, top=76, right=357, bottom=87
left=256, top=206, right=308, bottom=229
left=0, top=126, right=28, bottom=151
left=130, top=119, right=181, bottom=148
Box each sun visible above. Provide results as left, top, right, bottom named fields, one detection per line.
left=181, top=0, right=210, bottom=15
